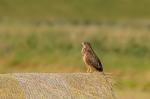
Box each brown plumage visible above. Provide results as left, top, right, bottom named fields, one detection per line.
left=81, top=42, right=103, bottom=72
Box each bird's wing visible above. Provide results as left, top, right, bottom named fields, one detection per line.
left=85, top=54, right=103, bottom=71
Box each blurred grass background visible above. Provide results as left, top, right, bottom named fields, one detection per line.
left=0, top=0, right=150, bottom=20
left=0, top=0, right=150, bottom=98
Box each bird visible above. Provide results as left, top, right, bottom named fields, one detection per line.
left=81, top=42, right=103, bottom=73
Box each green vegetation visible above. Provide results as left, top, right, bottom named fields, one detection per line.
left=0, top=0, right=150, bottom=20
left=0, top=22, right=150, bottom=73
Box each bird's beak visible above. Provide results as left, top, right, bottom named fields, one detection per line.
left=81, top=42, right=84, bottom=46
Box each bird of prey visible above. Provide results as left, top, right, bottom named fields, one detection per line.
left=81, top=42, right=103, bottom=73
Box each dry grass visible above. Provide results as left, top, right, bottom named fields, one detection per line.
left=0, top=73, right=116, bottom=99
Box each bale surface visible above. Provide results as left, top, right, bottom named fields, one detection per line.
left=0, top=73, right=115, bottom=99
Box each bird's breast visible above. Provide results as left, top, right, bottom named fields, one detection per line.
left=83, top=53, right=89, bottom=65
left=83, top=54, right=86, bottom=61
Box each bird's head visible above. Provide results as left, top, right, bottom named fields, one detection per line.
left=82, top=42, right=91, bottom=49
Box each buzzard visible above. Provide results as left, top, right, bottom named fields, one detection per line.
left=81, top=42, right=103, bottom=72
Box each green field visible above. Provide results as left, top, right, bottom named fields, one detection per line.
left=0, top=0, right=150, bottom=20
left=0, top=22, right=150, bottom=72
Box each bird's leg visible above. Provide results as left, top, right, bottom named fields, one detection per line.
left=89, top=67, right=92, bottom=73
left=87, top=67, right=90, bottom=73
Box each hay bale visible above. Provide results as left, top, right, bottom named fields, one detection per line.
left=0, top=73, right=116, bottom=99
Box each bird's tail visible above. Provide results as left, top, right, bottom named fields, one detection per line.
left=95, top=66, right=103, bottom=72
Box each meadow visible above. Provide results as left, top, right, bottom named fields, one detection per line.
left=0, top=20, right=150, bottom=71
left=0, top=0, right=150, bottom=20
